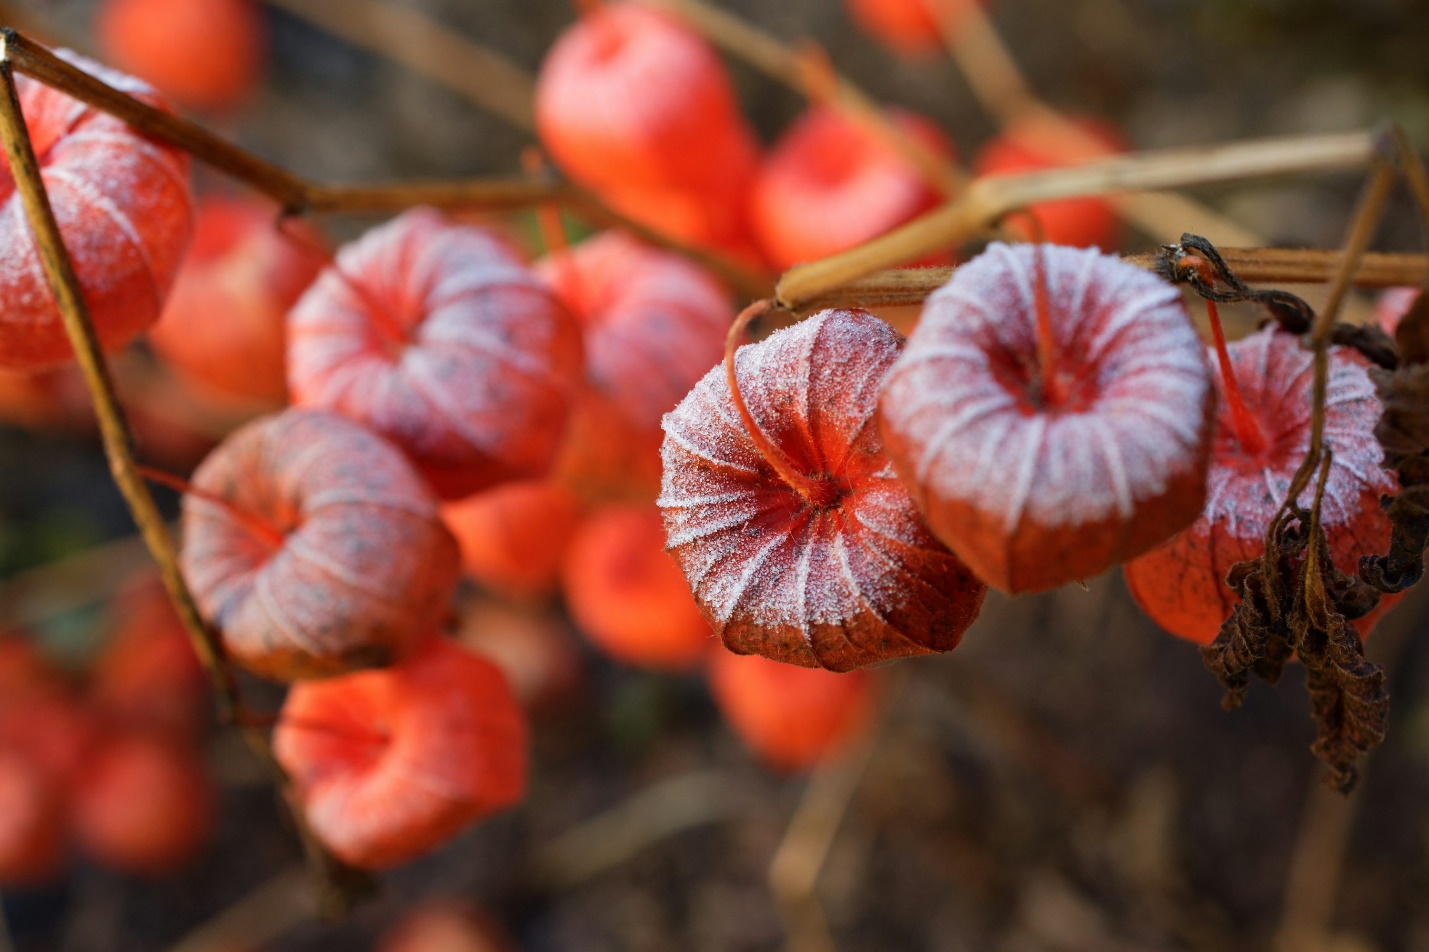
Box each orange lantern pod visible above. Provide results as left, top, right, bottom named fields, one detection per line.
left=661, top=308, right=986, bottom=670
left=97, top=0, right=265, bottom=112
left=0, top=751, right=65, bottom=886
left=973, top=116, right=1125, bottom=250
left=538, top=231, right=732, bottom=498
left=71, top=731, right=215, bottom=875
left=179, top=409, right=461, bottom=681
left=288, top=208, right=584, bottom=500
left=845, top=0, right=989, bottom=57
left=442, top=480, right=583, bottom=600
left=274, top=636, right=528, bottom=870
left=148, top=196, right=323, bottom=408
left=561, top=504, right=713, bottom=672
left=708, top=649, right=875, bottom=773
left=750, top=107, right=955, bottom=270
left=0, top=52, right=192, bottom=371
left=879, top=244, right=1215, bottom=593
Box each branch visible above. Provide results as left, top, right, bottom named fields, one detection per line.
left=791, top=248, right=1429, bottom=312
left=776, top=129, right=1379, bottom=308
left=0, top=35, right=365, bottom=913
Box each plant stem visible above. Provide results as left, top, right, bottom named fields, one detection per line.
left=724, top=300, right=837, bottom=508
left=783, top=248, right=1429, bottom=313
left=0, top=40, right=364, bottom=914
left=136, top=465, right=288, bottom=553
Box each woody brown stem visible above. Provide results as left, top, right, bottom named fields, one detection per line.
left=0, top=40, right=365, bottom=913
left=784, top=248, right=1429, bottom=312
left=724, top=300, right=838, bottom=508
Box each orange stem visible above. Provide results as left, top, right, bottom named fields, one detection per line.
left=137, top=464, right=288, bottom=552
left=1183, top=255, right=1268, bottom=455
left=725, top=301, right=836, bottom=508
left=1031, top=243, right=1065, bottom=406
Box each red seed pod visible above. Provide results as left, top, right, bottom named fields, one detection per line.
left=973, top=116, right=1124, bottom=250
left=0, top=751, right=65, bottom=886
left=441, top=480, right=583, bottom=600
left=1124, top=326, right=1399, bottom=644
left=845, top=0, right=988, bottom=56
left=538, top=231, right=732, bottom=497
left=0, top=639, right=95, bottom=787
left=273, top=635, right=528, bottom=870
left=91, top=576, right=207, bottom=742
left=149, top=196, right=323, bottom=408
left=749, top=107, right=955, bottom=270
left=0, top=51, right=193, bottom=371
left=535, top=3, right=759, bottom=196
left=561, top=504, right=712, bottom=672
left=879, top=243, right=1216, bottom=593
left=179, top=408, right=461, bottom=681
left=708, top=649, right=875, bottom=772
left=457, top=598, right=584, bottom=712
left=71, top=730, right=214, bottom=875
left=660, top=307, right=987, bottom=671
left=379, top=904, right=515, bottom=952
left=288, top=208, right=583, bottom=500
left=96, top=0, right=265, bottom=112
left=1374, top=286, right=1419, bottom=337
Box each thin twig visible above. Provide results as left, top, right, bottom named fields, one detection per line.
left=0, top=37, right=363, bottom=913
left=0, top=29, right=770, bottom=295
left=786, top=248, right=1429, bottom=313
left=263, top=0, right=536, bottom=132
left=776, top=129, right=1378, bottom=308
left=2, top=29, right=311, bottom=210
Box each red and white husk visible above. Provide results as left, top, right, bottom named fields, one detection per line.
left=0, top=51, right=192, bottom=370
left=274, top=636, right=528, bottom=870
left=288, top=208, right=583, bottom=500
left=660, top=308, right=986, bottom=672
left=1124, top=326, right=1399, bottom=644
left=879, top=243, right=1216, bottom=593
left=538, top=231, right=731, bottom=497
left=179, top=409, right=460, bottom=681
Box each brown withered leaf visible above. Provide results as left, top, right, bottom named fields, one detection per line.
left=1200, top=521, right=1300, bottom=711
left=1364, top=360, right=1429, bottom=594
left=1291, top=525, right=1388, bottom=793
left=1393, top=287, right=1429, bottom=365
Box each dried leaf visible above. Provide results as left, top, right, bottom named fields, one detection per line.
left=1330, top=322, right=1399, bottom=370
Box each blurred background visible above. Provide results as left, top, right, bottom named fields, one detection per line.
left=1, top=0, right=1429, bottom=950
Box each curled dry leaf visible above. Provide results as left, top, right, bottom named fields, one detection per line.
left=288, top=208, right=584, bottom=500
left=881, top=242, right=1215, bottom=593
left=1362, top=294, right=1429, bottom=596
left=180, top=409, right=461, bottom=681
left=0, top=50, right=192, bottom=370
left=274, top=636, right=528, bottom=870
left=660, top=308, right=986, bottom=671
